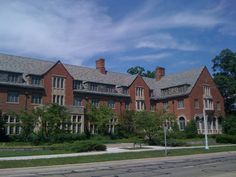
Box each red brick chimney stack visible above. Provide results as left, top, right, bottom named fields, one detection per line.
left=96, top=58, right=106, bottom=74
left=155, top=67, right=165, bottom=81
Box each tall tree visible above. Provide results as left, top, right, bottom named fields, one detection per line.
left=127, top=66, right=155, bottom=78
left=212, top=49, right=236, bottom=113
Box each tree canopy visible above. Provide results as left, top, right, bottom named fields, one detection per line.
left=212, top=49, right=236, bottom=113
left=127, top=66, right=155, bottom=78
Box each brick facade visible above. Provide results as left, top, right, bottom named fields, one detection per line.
left=0, top=54, right=225, bottom=135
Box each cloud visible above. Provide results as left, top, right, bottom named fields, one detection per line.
left=136, top=33, right=199, bottom=51
left=120, top=53, right=171, bottom=62
left=0, top=0, right=234, bottom=66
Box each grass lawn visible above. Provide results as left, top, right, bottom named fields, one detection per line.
left=0, top=150, right=72, bottom=157
left=0, top=145, right=235, bottom=169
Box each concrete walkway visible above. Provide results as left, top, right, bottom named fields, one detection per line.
left=0, top=144, right=235, bottom=161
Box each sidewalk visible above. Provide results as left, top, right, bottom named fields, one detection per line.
left=0, top=144, right=235, bottom=161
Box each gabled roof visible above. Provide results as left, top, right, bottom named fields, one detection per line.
left=0, top=53, right=55, bottom=75
left=0, top=53, right=205, bottom=99
left=143, top=67, right=205, bottom=99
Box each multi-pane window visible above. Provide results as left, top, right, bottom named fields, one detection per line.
left=53, top=95, right=64, bottom=105
left=216, top=101, right=221, bottom=111
left=179, top=117, right=186, bottom=131
left=74, top=97, right=82, bottom=106
left=31, top=76, right=41, bottom=85
left=32, top=95, right=42, bottom=104
left=136, top=87, right=144, bottom=98
left=89, top=83, right=98, bottom=91
left=123, top=88, right=128, bottom=95
left=53, top=77, right=65, bottom=89
left=108, top=100, right=115, bottom=109
left=125, top=102, right=130, bottom=110
left=136, top=100, right=145, bottom=111
left=106, top=86, right=115, bottom=93
left=150, top=103, right=155, bottom=111
left=163, top=101, right=169, bottom=110
left=73, top=81, right=83, bottom=90
left=92, top=99, right=99, bottom=108
left=204, top=99, right=213, bottom=109
left=194, top=99, right=199, bottom=109
left=7, top=92, right=19, bottom=103
left=177, top=99, right=184, bottom=109
left=8, top=73, right=19, bottom=83
left=203, top=86, right=211, bottom=97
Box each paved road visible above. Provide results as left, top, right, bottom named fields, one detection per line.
left=0, top=152, right=236, bottom=177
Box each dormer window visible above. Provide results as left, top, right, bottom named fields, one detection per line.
left=8, top=73, right=18, bottom=83
left=31, top=76, right=41, bottom=85
left=73, top=81, right=83, bottom=90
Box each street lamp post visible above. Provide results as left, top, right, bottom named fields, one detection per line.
left=163, top=124, right=168, bottom=155
left=203, top=100, right=209, bottom=150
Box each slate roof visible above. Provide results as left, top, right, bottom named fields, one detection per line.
left=0, top=53, right=204, bottom=99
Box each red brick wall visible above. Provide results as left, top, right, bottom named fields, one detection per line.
left=128, top=75, right=151, bottom=111
left=43, top=62, right=74, bottom=106
left=189, top=67, right=225, bottom=118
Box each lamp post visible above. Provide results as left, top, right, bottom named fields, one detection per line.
left=163, top=124, right=168, bottom=155
left=203, top=99, right=209, bottom=150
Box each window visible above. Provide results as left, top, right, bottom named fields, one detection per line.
left=89, top=83, right=98, bottom=91
left=92, top=99, right=99, bottom=108
left=53, top=95, right=64, bottom=105
left=125, top=102, right=130, bottom=110
left=7, top=92, right=19, bottom=103
left=179, top=117, right=186, bottom=131
left=73, top=81, right=83, bottom=90
left=203, top=86, right=211, bottom=97
left=177, top=99, right=184, bottom=109
left=136, top=87, right=144, bottom=98
left=136, top=100, right=145, bottom=111
left=216, top=101, right=221, bottom=111
left=74, top=97, right=82, bottom=106
left=194, top=99, right=199, bottom=109
left=32, top=95, right=42, bottom=104
left=8, top=73, right=18, bottom=83
left=31, top=76, right=41, bottom=85
left=106, top=86, right=115, bottom=93
left=150, top=103, right=155, bottom=111
left=163, top=101, right=169, bottom=110
left=53, top=77, right=65, bottom=89
left=123, top=88, right=128, bottom=95
left=108, top=100, right=115, bottom=109
left=204, top=99, right=213, bottom=109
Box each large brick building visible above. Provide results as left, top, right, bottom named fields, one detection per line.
left=0, top=53, right=225, bottom=135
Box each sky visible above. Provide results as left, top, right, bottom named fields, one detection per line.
left=0, top=0, right=236, bottom=75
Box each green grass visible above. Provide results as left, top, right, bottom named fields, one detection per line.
left=0, top=150, right=71, bottom=157
left=0, top=146, right=235, bottom=169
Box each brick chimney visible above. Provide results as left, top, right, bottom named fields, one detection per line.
left=96, top=58, right=106, bottom=74
left=155, top=66, right=165, bottom=81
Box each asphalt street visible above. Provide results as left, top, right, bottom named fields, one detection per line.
left=0, top=152, right=236, bottom=177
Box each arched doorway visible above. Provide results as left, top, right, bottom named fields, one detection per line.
left=178, top=117, right=186, bottom=131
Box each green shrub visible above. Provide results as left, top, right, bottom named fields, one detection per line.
left=70, top=141, right=106, bottom=152
left=161, top=139, right=186, bottom=147
left=185, top=120, right=198, bottom=138
left=216, top=134, right=236, bottom=144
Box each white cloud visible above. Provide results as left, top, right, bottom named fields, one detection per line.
left=0, top=0, right=233, bottom=65
left=136, top=33, right=199, bottom=51
left=120, top=53, right=171, bottom=62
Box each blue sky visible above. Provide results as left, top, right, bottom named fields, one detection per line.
left=0, top=0, right=236, bottom=75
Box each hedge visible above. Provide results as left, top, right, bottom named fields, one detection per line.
left=216, top=134, right=236, bottom=144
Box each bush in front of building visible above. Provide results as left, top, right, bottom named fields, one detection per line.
left=184, top=120, right=198, bottom=138
left=216, top=134, right=236, bottom=144
left=222, top=114, right=236, bottom=135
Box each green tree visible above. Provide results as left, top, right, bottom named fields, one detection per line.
left=127, top=66, right=155, bottom=78
left=86, top=105, right=114, bottom=135
left=14, top=110, right=37, bottom=140
left=222, top=115, right=236, bottom=135
left=117, top=110, right=136, bottom=137
left=212, top=49, right=236, bottom=113
left=184, top=119, right=198, bottom=138
left=0, top=110, right=8, bottom=142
